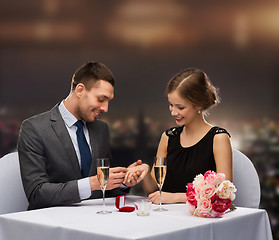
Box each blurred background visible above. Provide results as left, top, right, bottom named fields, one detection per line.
left=0, top=0, right=278, bottom=238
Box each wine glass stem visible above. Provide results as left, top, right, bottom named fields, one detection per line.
left=159, top=186, right=162, bottom=210
left=102, top=189, right=105, bottom=212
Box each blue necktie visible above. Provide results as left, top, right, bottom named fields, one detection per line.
left=75, top=120, right=92, bottom=177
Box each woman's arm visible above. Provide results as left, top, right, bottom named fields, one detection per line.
left=213, top=133, right=233, bottom=181
left=142, top=132, right=169, bottom=194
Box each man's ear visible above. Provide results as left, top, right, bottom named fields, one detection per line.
left=75, top=83, right=86, bottom=98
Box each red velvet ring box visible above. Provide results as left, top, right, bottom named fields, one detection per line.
left=115, top=195, right=135, bottom=212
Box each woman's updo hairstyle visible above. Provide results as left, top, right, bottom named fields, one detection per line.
left=166, top=68, right=220, bottom=112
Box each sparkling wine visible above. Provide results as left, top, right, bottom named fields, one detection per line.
left=97, top=167, right=109, bottom=190
left=154, top=165, right=167, bottom=187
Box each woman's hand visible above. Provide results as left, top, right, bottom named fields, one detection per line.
left=123, top=161, right=150, bottom=187
left=148, top=191, right=187, bottom=204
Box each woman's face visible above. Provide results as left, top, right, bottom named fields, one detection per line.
left=167, top=90, right=200, bottom=126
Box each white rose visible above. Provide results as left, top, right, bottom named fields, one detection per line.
left=216, top=180, right=236, bottom=199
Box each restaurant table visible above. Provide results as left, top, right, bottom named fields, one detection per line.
left=0, top=195, right=273, bottom=240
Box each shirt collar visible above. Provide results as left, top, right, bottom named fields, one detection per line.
left=58, top=101, right=78, bottom=128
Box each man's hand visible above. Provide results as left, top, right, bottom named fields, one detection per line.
left=89, top=167, right=127, bottom=191
left=106, top=167, right=127, bottom=190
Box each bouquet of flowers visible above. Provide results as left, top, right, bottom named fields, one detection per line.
left=186, top=170, right=237, bottom=218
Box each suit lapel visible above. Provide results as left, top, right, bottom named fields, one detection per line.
left=50, top=105, right=82, bottom=178
left=87, top=122, right=97, bottom=176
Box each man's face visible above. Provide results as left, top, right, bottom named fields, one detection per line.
left=76, top=80, right=114, bottom=122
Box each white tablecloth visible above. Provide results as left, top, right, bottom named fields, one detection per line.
left=0, top=196, right=273, bottom=240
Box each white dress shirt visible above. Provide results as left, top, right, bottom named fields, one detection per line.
left=58, top=101, right=91, bottom=200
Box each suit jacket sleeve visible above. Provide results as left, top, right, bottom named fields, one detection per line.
left=18, top=116, right=81, bottom=210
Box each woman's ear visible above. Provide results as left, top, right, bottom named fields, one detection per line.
left=193, top=104, right=202, bottom=111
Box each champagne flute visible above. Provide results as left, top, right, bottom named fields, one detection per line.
left=96, top=158, right=112, bottom=214
left=153, top=157, right=168, bottom=212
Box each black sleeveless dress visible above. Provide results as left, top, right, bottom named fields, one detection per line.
left=162, top=126, right=230, bottom=193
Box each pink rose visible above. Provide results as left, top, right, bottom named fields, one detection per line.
left=215, top=173, right=225, bottom=185
left=186, top=201, right=196, bottom=215
left=197, top=197, right=212, bottom=213
left=193, top=181, right=204, bottom=200
left=200, top=184, right=216, bottom=199
left=199, top=211, right=211, bottom=218
left=211, top=194, right=231, bottom=213
left=186, top=183, right=197, bottom=206
left=204, top=171, right=225, bottom=186
left=192, top=174, right=205, bottom=199
left=210, top=209, right=224, bottom=218
left=194, top=209, right=211, bottom=218
left=193, top=174, right=204, bottom=189
left=204, top=170, right=214, bottom=178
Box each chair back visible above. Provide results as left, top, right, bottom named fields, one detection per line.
left=0, top=152, right=28, bottom=214
left=233, top=149, right=261, bottom=208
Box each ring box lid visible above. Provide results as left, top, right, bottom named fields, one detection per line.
left=115, top=195, right=135, bottom=212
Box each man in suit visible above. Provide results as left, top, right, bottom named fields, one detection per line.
left=18, top=61, right=139, bottom=210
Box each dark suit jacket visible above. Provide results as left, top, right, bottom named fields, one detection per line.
left=18, top=104, right=127, bottom=210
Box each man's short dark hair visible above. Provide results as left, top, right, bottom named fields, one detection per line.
left=71, top=61, right=115, bottom=91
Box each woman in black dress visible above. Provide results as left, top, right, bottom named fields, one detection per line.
left=125, top=68, right=232, bottom=204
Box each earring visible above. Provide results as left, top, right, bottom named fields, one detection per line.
left=198, top=110, right=201, bottom=114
